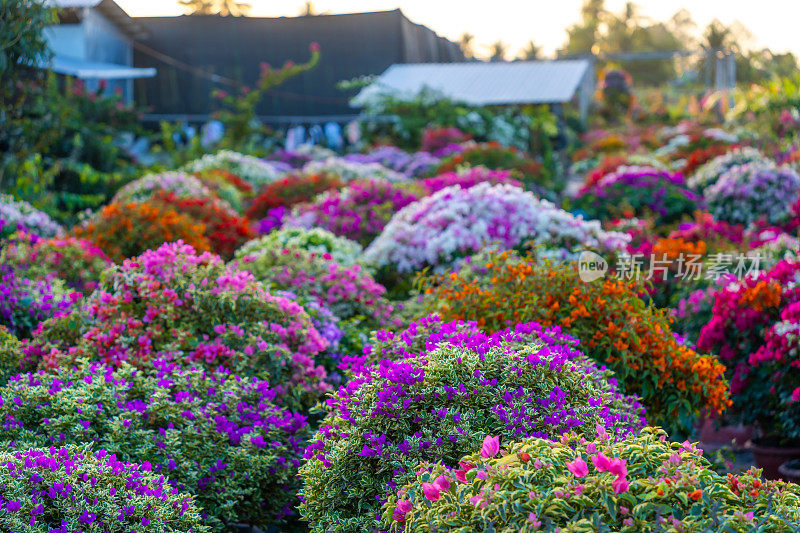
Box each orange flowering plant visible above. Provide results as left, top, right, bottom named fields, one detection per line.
left=72, top=201, right=210, bottom=262
left=419, top=250, right=731, bottom=432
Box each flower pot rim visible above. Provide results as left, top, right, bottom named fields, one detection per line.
left=751, top=438, right=800, bottom=453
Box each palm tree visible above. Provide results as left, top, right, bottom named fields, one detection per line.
left=458, top=33, right=475, bottom=59
left=179, top=0, right=251, bottom=16
left=489, top=40, right=507, bottom=62
left=520, top=40, right=542, bottom=60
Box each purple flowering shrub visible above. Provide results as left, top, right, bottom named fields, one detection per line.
left=235, top=245, right=399, bottom=370
left=704, top=162, right=800, bottom=226
left=284, top=178, right=421, bottom=246
left=385, top=427, right=800, bottom=531
left=24, top=242, right=328, bottom=409
left=574, top=166, right=703, bottom=225
left=0, top=360, right=308, bottom=530
left=343, top=146, right=440, bottom=178
left=1, top=232, right=112, bottom=293
left=0, top=445, right=209, bottom=532
left=0, top=261, right=80, bottom=338
left=299, top=316, right=646, bottom=532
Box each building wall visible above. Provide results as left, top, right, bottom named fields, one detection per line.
left=83, top=8, right=134, bottom=100
left=133, top=10, right=463, bottom=120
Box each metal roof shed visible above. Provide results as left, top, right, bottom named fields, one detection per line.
left=352, top=59, right=594, bottom=123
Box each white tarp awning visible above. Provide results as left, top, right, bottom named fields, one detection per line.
left=47, top=55, right=156, bottom=79
left=352, top=59, right=591, bottom=107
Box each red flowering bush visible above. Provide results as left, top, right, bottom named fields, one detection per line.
left=420, top=127, right=470, bottom=153
left=245, top=172, right=343, bottom=221
left=433, top=142, right=550, bottom=189
left=152, top=191, right=254, bottom=259
left=72, top=201, right=210, bottom=262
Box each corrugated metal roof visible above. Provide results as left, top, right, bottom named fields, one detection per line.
left=48, top=55, right=156, bottom=79
left=352, top=59, right=591, bottom=106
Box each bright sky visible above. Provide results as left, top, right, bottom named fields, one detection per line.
left=118, top=0, right=800, bottom=59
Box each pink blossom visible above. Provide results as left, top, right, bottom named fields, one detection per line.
left=432, top=475, right=450, bottom=491
left=612, top=476, right=630, bottom=494
left=608, top=458, right=628, bottom=478
left=591, top=453, right=611, bottom=472
left=566, top=457, right=589, bottom=478
left=481, top=435, right=500, bottom=458
left=392, top=500, right=413, bottom=522
left=422, top=482, right=440, bottom=501
left=792, top=387, right=800, bottom=402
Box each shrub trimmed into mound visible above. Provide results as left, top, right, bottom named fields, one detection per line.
left=386, top=427, right=800, bottom=532
left=0, top=445, right=208, bottom=532
left=299, top=318, right=646, bottom=532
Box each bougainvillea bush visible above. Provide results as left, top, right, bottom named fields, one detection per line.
left=302, top=157, right=406, bottom=183
left=0, top=327, right=23, bottom=385
left=299, top=318, right=646, bottom=532
left=71, top=201, right=211, bottom=262
left=574, top=167, right=703, bottom=225
left=421, top=250, right=730, bottom=431
left=385, top=427, right=800, bottom=532
left=0, top=445, right=209, bottom=533
left=420, top=166, right=521, bottom=195
left=0, top=194, right=63, bottom=240
left=184, top=150, right=290, bottom=189
left=0, top=360, right=308, bottom=530
left=285, top=178, right=420, bottom=246
left=433, top=142, right=549, bottom=189
left=152, top=191, right=254, bottom=260
left=704, top=162, right=800, bottom=227
left=235, top=244, right=398, bottom=366
left=24, top=242, right=328, bottom=409
left=698, top=259, right=800, bottom=442
left=111, top=172, right=215, bottom=205
left=363, top=182, right=629, bottom=274
left=245, top=172, right=343, bottom=221
left=0, top=232, right=111, bottom=293
left=238, top=227, right=363, bottom=266
left=687, top=147, right=767, bottom=192
left=343, top=146, right=440, bottom=178
left=0, top=261, right=79, bottom=338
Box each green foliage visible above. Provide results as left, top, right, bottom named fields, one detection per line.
left=385, top=427, right=800, bottom=532
left=0, top=445, right=209, bottom=532
left=237, top=227, right=363, bottom=267
left=0, top=326, right=23, bottom=385
left=0, top=76, right=145, bottom=222
left=0, top=361, right=308, bottom=531
left=0, top=0, right=55, bottom=95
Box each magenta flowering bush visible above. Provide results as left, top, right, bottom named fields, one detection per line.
left=575, top=166, right=703, bottom=225
left=23, top=241, right=328, bottom=409
left=385, top=427, right=800, bottom=532
left=420, top=166, right=521, bottom=194
left=0, top=445, right=209, bottom=532
left=299, top=316, right=646, bottom=532
left=0, top=359, right=309, bottom=530
left=698, top=259, right=800, bottom=442
left=0, top=232, right=112, bottom=293
left=234, top=244, right=399, bottom=369
left=284, top=178, right=421, bottom=246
